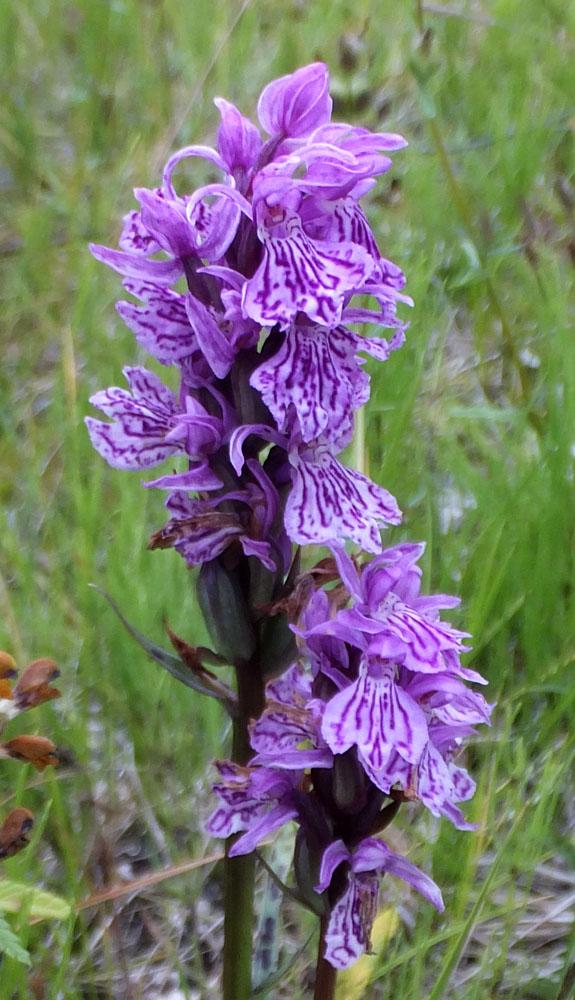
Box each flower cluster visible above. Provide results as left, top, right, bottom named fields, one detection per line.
left=207, top=544, right=493, bottom=968
left=87, top=63, right=492, bottom=977
left=86, top=63, right=409, bottom=567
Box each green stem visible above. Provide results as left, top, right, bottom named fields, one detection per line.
left=314, top=916, right=337, bottom=1000
left=222, top=656, right=265, bottom=1000
left=223, top=848, right=256, bottom=1000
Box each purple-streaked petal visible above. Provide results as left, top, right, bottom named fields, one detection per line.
left=85, top=415, right=179, bottom=470
left=415, top=742, right=454, bottom=818
left=250, top=703, right=319, bottom=755
left=450, top=764, right=476, bottom=802
left=358, top=749, right=413, bottom=794
left=206, top=798, right=267, bottom=839
left=206, top=762, right=294, bottom=844
left=251, top=324, right=369, bottom=446
left=415, top=741, right=480, bottom=829
left=116, top=288, right=195, bottom=364
left=90, top=243, right=183, bottom=284
left=119, top=210, right=162, bottom=256
left=243, top=217, right=373, bottom=329
left=305, top=198, right=406, bottom=287
left=323, top=872, right=379, bottom=970
left=286, top=444, right=401, bottom=553
left=266, top=663, right=313, bottom=707
left=375, top=604, right=470, bottom=674
left=86, top=367, right=182, bottom=470
left=228, top=802, right=299, bottom=856
left=321, top=660, right=428, bottom=771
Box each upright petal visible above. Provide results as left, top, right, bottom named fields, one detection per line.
left=214, top=97, right=262, bottom=181
left=257, top=63, right=332, bottom=139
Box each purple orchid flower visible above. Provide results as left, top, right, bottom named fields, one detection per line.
left=316, top=838, right=444, bottom=970
left=206, top=760, right=300, bottom=857
left=87, top=63, right=492, bottom=982
left=86, top=366, right=223, bottom=475
left=230, top=426, right=402, bottom=553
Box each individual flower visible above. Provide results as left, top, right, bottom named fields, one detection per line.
left=316, top=838, right=444, bottom=970
left=86, top=366, right=225, bottom=489
left=149, top=457, right=287, bottom=572
left=206, top=760, right=299, bottom=857
left=230, top=426, right=402, bottom=554
left=310, top=543, right=481, bottom=681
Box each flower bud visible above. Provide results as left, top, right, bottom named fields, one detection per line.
left=258, top=612, right=298, bottom=681
left=197, top=561, right=256, bottom=664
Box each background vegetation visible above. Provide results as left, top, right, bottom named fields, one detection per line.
left=1, top=0, right=574, bottom=996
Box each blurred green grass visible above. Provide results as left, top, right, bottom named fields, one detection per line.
left=1, top=0, right=574, bottom=996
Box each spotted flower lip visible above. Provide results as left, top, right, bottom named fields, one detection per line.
left=320, top=656, right=429, bottom=771
left=230, top=425, right=402, bottom=553
left=116, top=281, right=196, bottom=365
left=250, top=322, right=404, bottom=449
left=242, top=210, right=375, bottom=329
left=86, top=366, right=224, bottom=470
left=316, top=838, right=443, bottom=970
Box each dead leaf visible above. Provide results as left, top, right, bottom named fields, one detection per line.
left=2, top=736, right=59, bottom=771
left=165, top=625, right=236, bottom=703
left=0, top=653, right=17, bottom=679
left=0, top=808, right=34, bottom=860
left=13, top=659, right=61, bottom=710
left=0, top=680, right=14, bottom=700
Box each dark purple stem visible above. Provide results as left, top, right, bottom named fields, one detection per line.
left=314, top=915, right=337, bottom=1000
left=222, top=652, right=265, bottom=1000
